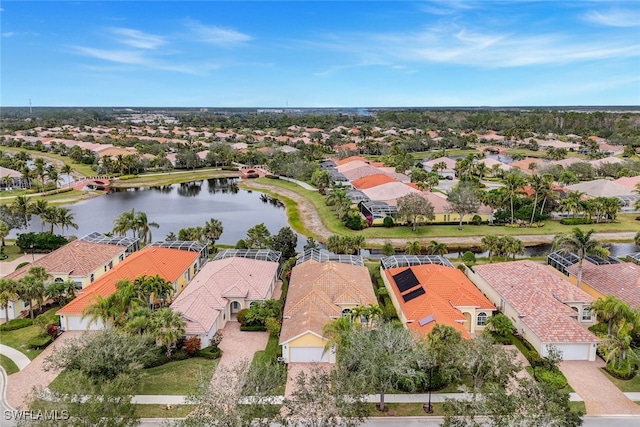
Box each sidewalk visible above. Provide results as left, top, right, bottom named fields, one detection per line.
left=0, top=344, right=31, bottom=370
left=0, top=253, right=47, bottom=277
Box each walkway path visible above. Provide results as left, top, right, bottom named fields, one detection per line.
left=0, top=344, right=31, bottom=371
left=6, top=331, right=82, bottom=409
left=0, top=254, right=47, bottom=278
left=0, top=367, right=17, bottom=427
left=560, top=360, right=640, bottom=415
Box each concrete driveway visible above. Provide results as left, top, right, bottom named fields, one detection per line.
left=560, top=360, right=640, bottom=415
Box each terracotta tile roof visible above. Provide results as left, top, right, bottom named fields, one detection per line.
left=279, top=260, right=377, bottom=344
left=567, top=261, right=640, bottom=308
left=351, top=174, right=397, bottom=190
left=385, top=265, right=495, bottom=339
left=422, top=157, right=457, bottom=170
left=336, top=156, right=368, bottom=165
left=336, top=160, right=370, bottom=172
left=614, top=175, right=640, bottom=191
left=508, top=158, right=545, bottom=174
left=171, top=258, right=279, bottom=335
left=57, top=247, right=199, bottom=316
left=473, top=261, right=598, bottom=343
left=361, top=182, right=419, bottom=204
left=6, top=240, right=126, bottom=281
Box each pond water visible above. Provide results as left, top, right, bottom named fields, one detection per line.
left=15, top=178, right=304, bottom=248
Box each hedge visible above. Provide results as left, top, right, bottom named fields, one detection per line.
left=240, top=324, right=267, bottom=332
left=0, top=318, right=33, bottom=331
left=16, top=232, right=69, bottom=252
left=28, top=334, right=53, bottom=349
left=560, top=218, right=593, bottom=225
left=604, top=361, right=636, bottom=380
left=196, top=346, right=222, bottom=360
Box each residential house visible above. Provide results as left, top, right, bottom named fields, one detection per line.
left=468, top=260, right=599, bottom=361
left=171, top=249, right=281, bottom=348
left=1, top=235, right=136, bottom=321
left=421, top=157, right=457, bottom=178
left=279, top=250, right=377, bottom=363
left=381, top=256, right=495, bottom=338
left=565, top=260, right=640, bottom=309
left=57, top=245, right=201, bottom=331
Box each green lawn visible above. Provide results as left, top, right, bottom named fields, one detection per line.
left=0, top=307, right=60, bottom=360
left=249, top=335, right=286, bottom=395
left=600, top=368, right=640, bottom=392
left=0, top=354, right=19, bottom=375
left=0, top=147, right=96, bottom=176
left=110, top=169, right=241, bottom=187
left=0, top=243, right=26, bottom=262
left=133, top=358, right=218, bottom=395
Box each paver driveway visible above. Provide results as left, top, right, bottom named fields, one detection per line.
left=210, top=321, right=269, bottom=386
left=7, top=331, right=83, bottom=409
left=560, top=360, right=640, bottom=415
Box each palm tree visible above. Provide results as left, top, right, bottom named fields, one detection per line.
left=11, top=195, right=32, bottom=229
left=480, top=235, right=500, bottom=263
left=134, top=211, right=159, bottom=244
left=560, top=191, right=585, bottom=218
left=502, top=172, right=526, bottom=224
left=351, top=304, right=383, bottom=328
left=56, top=207, right=78, bottom=236
left=426, top=240, right=448, bottom=256
left=135, top=274, right=174, bottom=307
left=405, top=241, right=422, bottom=255
left=149, top=307, right=186, bottom=358
left=82, top=294, right=120, bottom=328
left=0, top=278, right=19, bottom=323
left=635, top=231, right=640, bottom=248
left=123, top=307, right=152, bottom=336
left=31, top=199, right=50, bottom=232
left=322, top=316, right=353, bottom=355
left=0, top=220, right=9, bottom=251
left=113, top=209, right=137, bottom=238
left=203, top=218, right=224, bottom=246
left=503, top=236, right=525, bottom=261
left=591, top=296, right=632, bottom=336
left=18, top=274, right=46, bottom=319
left=552, top=228, right=609, bottom=290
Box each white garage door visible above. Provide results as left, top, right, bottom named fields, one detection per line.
left=553, top=344, right=589, bottom=361
left=290, top=347, right=329, bottom=363
left=65, top=315, right=102, bottom=331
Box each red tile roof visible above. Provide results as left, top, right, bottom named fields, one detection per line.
left=567, top=261, right=640, bottom=308
left=351, top=174, right=397, bottom=190
left=385, top=265, right=495, bottom=339
left=57, top=247, right=199, bottom=315
left=473, top=261, right=598, bottom=344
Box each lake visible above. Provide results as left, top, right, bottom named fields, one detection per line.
left=15, top=178, right=304, bottom=247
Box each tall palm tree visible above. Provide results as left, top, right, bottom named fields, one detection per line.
left=135, top=274, right=173, bottom=307
left=426, top=240, right=448, bottom=256
left=502, top=172, right=526, bottom=224
left=552, top=228, right=609, bottom=290
left=480, top=235, right=500, bottom=263
left=113, top=209, right=137, bottom=238
left=560, top=191, right=585, bottom=218
left=82, top=294, right=120, bottom=328
left=56, top=207, right=78, bottom=236
left=322, top=316, right=353, bottom=355
left=134, top=211, right=159, bottom=244
left=18, top=275, right=46, bottom=319
left=31, top=199, right=50, bottom=232
left=0, top=278, right=19, bottom=323
left=123, top=307, right=152, bottom=336
left=503, top=236, right=525, bottom=261
left=203, top=218, right=224, bottom=246
left=405, top=241, right=422, bottom=255
left=0, top=220, right=9, bottom=250
left=11, top=195, right=32, bottom=229
left=149, top=307, right=186, bottom=358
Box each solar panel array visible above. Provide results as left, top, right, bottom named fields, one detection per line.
left=402, top=287, right=426, bottom=302
left=393, top=269, right=420, bottom=292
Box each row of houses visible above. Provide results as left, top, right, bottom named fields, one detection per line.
left=5, top=232, right=637, bottom=362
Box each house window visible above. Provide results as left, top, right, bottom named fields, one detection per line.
left=119, top=254, right=124, bottom=261
left=90, top=274, right=95, bottom=283
left=54, top=277, right=64, bottom=283
left=341, top=308, right=352, bottom=317
left=477, top=312, right=488, bottom=327
left=104, top=266, right=108, bottom=272
left=582, top=306, right=592, bottom=322
left=108, top=261, right=113, bottom=270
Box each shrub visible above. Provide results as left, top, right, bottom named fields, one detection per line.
left=16, top=232, right=69, bottom=252
left=534, top=367, right=568, bottom=389
left=264, top=174, right=280, bottom=179
left=265, top=317, right=281, bottom=338
left=184, top=336, right=201, bottom=356
left=15, top=261, right=30, bottom=271
left=382, top=303, right=398, bottom=321
left=47, top=324, right=60, bottom=338
left=560, top=218, right=593, bottom=225
left=211, top=331, right=223, bottom=347
left=240, top=324, right=267, bottom=332
left=383, top=216, right=394, bottom=228
left=0, top=318, right=33, bottom=331
left=28, top=333, right=53, bottom=349
left=221, top=166, right=239, bottom=171
left=461, top=251, right=477, bottom=264
left=472, top=214, right=483, bottom=225
left=605, top=361, right=636, bottom=379
left=527, top=350, right=543, bottom=368
left=172, top=348, right=190, bottom=361
left=236, top=308, right=249, bottom=325
left=345, top=215, right=363, bottom=230
left=196, top=346, right=222, bottom=360
left=143, top=347, right=171, bottom=368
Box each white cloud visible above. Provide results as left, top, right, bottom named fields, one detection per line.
left=72, top=46, right=147, bottom=65
left=109, top=27, right=166, bottom=49
left=583, top=9, right=640, bottom=28
left=185, top=20, right=251, bottom=46
left=2, top=32, right=14, bottom=37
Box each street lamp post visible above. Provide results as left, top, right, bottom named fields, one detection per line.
left=30, top=244, right=34, bottom=261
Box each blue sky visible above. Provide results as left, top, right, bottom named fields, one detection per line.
left=2, top=1, right=639, bottom=107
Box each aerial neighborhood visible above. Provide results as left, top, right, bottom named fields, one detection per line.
left=1, top=107, right=640, bottom=425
